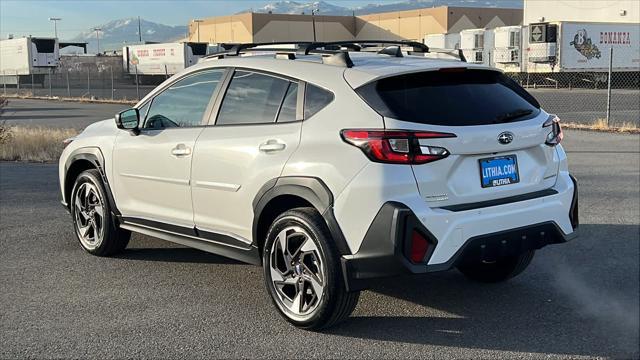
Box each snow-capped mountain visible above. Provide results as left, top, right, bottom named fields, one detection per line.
left=70, top=18, right=187, bottom=53
left=243, top=0, right=522, bottom=16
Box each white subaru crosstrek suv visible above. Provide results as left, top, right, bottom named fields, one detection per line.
left=59, top=41, right=578, bottom=330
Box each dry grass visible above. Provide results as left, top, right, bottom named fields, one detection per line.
left=563, top=119, right=640, bottom=134
left=0, top=124, right=78, bottom=162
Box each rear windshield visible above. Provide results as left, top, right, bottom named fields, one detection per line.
left=356, top=69, right=540, bottom=126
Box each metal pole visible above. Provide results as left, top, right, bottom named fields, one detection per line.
left=48, top=68, right=52, bottom=97
left=66, top=71, right=70, bottom=97
left=164, top=64, right=168, bottom=80
left=138, top=16, right=142, bottom=43
left=606, top=47, right=613, bottom=127
left=31, top=74, right=34, bottom=95
left=312, top=10, right=317, bottom=42
left=111, top=66, right=114, bottom=100
left=16, top=70, right=20, bottom=91
left=135, top=65, right=140, bottom=100
left=94, top=28, right=102, bottom=54
left=87, top=70, right=90, bottom=98
left=3, top=71, right=6, bottom=95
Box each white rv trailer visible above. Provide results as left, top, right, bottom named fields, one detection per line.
left=122, top=42, right=208, bottom=83
left=493, top=26, right=523, bottom=73
left=424, top=33, right=461, bottom=50
left=459, top=28, right=495, bottom=67
left=0, top=37, right=59, bottom=86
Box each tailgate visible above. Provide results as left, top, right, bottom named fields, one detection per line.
left=385, top=115, right=560, bottom=208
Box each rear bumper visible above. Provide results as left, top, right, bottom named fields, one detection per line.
left=341, top=174, right=578, bottom=291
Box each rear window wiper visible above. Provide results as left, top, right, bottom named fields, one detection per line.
left=494, top=109, right=534, bottom=123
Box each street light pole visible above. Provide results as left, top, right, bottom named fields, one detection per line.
left=94, top=28, right=102, bottom=54
left=193, top=19, right=203, bottom=43
left=311, top=6, right=319, bottom=42
left=49, top=17, right=61, bottom=38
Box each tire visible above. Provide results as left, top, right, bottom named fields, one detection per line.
left=70, top=169, right=130, bottom=256
left=457, top=250, right=535, bottom=283
left=263, top=207, right=359, bottom=330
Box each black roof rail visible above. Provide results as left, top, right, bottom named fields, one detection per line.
left=303, top=40, right=429, bottom=54
left=204, top=41, right=313, bottom=59
left=202, top=40, right=469, bottom=65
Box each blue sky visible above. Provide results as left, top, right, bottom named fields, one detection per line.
left=0, top=0, right=384, bottom=40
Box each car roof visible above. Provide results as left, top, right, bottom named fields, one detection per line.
left=147, top=51, right=494, bottom=106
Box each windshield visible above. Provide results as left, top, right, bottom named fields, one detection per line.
left=356, top=69, right=540, bottom=126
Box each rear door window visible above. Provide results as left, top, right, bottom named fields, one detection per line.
left=276, top=82, right=299, bottom=123
left=356, top=69, right=540, bottom=126
left=216, top=70, right=291, bottom=125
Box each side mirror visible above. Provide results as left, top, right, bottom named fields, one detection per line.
left=115, top=108, right=140, bottom=135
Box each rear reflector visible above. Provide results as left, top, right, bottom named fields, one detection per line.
left=410, top=230, right=429, bottom=263
left=341, top=129, right=455, bottom=165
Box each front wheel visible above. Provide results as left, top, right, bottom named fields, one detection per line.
left=70, top=169, right=130, bottom=256
left=457, top=250, right=535, bottom=283
left=263, top=208, right=359, bottom=330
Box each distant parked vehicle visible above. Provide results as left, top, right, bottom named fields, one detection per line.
left=0, top=37, right=59, bottom=86
left=122, top=42, right=208, bottom=84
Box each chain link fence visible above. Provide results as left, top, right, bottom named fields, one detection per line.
left=502, top=46, right=639, bottom=127
left=1, top=50, right=638, bottom=127
left=1, top=55, right=159, bottom=103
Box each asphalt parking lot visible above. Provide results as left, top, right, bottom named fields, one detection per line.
left=0, top=99, right=128, bottom=129
left=1, top=125, right=638, bottom=358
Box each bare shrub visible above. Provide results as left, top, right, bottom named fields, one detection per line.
left=0, top=126, right=77, bottom=162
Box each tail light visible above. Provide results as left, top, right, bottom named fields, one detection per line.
left=409, top=230, right=430, bottom=263
left=341, top=129, right=455, bottom=165
left=543, top=115, right=563, bottom=146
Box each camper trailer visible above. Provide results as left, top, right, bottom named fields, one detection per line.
left=0, top=37, right=59, bottom=86
left=424, top=33, right=460, bottom=50
left=493, top=26, right=523, bottom=73
left=122, top=42, right=208, bottom=83
left=460, top=28, right=495, bottom=67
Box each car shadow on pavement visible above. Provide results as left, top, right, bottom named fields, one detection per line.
left=327, top=223, right=640, bottom=358
left=115, top=247, right=243, bottom=265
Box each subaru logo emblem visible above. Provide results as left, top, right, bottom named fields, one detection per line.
left=498, top=132, right=514, bottom=145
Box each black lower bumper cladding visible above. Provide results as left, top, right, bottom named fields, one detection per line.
left=341, top=192, right=578, bottom=291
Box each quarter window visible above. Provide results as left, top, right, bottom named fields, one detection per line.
left=143, top=69, right=224, bottom=129
left=217, top=71, right=291, bottom=125
left=304, top=84, right=334, bottom=119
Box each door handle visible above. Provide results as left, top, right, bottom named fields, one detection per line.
left=259, top=140, right=286, bottom=153
left=171, top=144, right=192, bottom=156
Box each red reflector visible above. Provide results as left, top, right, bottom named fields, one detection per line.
left=410, top=231, right=429, bottom=263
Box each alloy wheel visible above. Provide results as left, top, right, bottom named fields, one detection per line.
left=73, top=182, right=105, bottom=250
left=269, top=225, right=325, bottom=319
